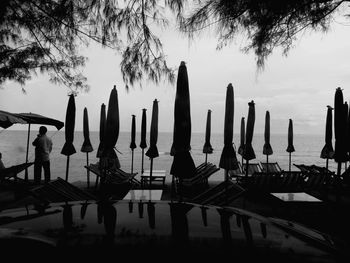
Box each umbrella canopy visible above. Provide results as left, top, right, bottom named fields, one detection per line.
left=243, top=100, right=256, bottom=161
left=101, top=86, right=120, bottom=168
left=140, top=109, right=147, bottom=149
left=334, top=87, right=347, bottom=163
left=170, top=61, right=196, bottom=179
left=263, top=111, right=273, bottom=156
left=0, top=110, right=64, bottom=130
left=286, top=119, right=295, bottom=153
left=219, top=83, right=239, bottom=170
left=0, top=110, right=28, bottom=128
left=130, top=115, right=137, bottom=150
left=203, top=109, right=213, bottom=154
left=146, top=99, right=159, bottom=159
left=238, top=117, right=245, bottom=156
left=81, top=107, right=93, bottom=153
left=320, top=106, right=334, bottom=159
left=61, top=94, right=76, bottom=156
left=96, top=104, right=106, bottom=158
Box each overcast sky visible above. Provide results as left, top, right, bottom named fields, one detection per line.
left=1, top=17, right=350, bottom=135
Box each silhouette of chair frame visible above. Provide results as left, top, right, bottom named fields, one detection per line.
left=84, top=163, right=141, bottom=189
left=174, top=162, right=220, bottom=198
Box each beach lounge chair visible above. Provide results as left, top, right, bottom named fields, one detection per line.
left=29, top=177, right=97, bottom=203
left=242, top=162, right=263, bottom=175
left=260, top=162, right=282, bottom=173
left=84, top=163, right=141, bottom=189
left=174, top=162, right=220, bottom=198
left=0, top=162, right=34, bottom=181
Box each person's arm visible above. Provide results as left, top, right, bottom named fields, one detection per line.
left=32, top=136, right=39, bottom=146
left=49, top=139, right=53, bottom=153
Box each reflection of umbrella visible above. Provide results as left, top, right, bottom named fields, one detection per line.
left=286, top=119, right=295, bottom=173
left=334, top=88, right=347, bottom=184
left=243, top=101, right=256, bottom=178
left=138, top=200, right=144, bottom=218
left=61, top=94, right=77, bottom=182
left=238, top=117, right=245, bottom=167
left=147, top=201, right=156, bottom=229
left=0, top=110, right=64, bottom=181
left=263, top=111, right=273, bottom=173
left=320, top=106, right=334, bottom=172
left=145, top=99, right=159, bottom=188
left=62, top=204, right=73, bottom=231
left=242, top=215, right=253, bottom=246
left=130, top=115, right=137, bottom=174
left=219, top=84, right=239, bottom=181
left=200, top=206, right=208, bottom=227
left=96, top=104, right=106, bottom=158
left=218, top=209, right=233, bottom=247
left=203, top=109, right=213, bottom=164
left=103, top=202, right=117, bottom=240
left=169, top=202, right=193, bottom=245
left=140, top=109, right=147, bottom=174
left=81, top=107, right=93, bottom=188
left=101, top=86, right=120, bottom=170
left=80, top=202, right=89, bottom=219
left=170, top=61, right=196, bottom=200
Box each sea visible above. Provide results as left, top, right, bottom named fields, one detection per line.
left=0, top=130, right=338, bottom=184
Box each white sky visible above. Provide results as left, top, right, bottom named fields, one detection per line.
left=1, top=17, right=350, bottom=135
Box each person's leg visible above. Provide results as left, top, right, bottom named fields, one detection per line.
left=34, top=161, right=42, bottom=184
left=43, top=161, right=51, bottom=183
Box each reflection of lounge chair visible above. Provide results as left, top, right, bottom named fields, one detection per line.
left=85, top=163, right=141, bottom=189
left=174, top=162, right=220, bottom=198
left=190, top=180, right=246, bottom=206
left=260, top=162, right=282, bottom=173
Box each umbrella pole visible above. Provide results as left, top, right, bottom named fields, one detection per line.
left=149, top=158, right=153, bottom=189
left=141, top=149, right=144, bottom=174
left=266, top=155, right=269, bottom=174
left=336, top=162, right=342, bottom=203
left=289, top=153, right=291, bottom=173
left=25, top=123, right=31, bottom=181
left=205, top=153, right=208, bottom=164
left=86, top=152, right=90, bottom=188
left=326, top=158, right=329, bottom=173
left=131, top=149, right=134, bottom=174
left=65, top=156, right=70, bottom=181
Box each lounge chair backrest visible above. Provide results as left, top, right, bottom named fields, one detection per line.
left=261, top=162, right=282, bottom=173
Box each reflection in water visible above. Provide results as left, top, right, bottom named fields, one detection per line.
left=102, top=202, right=117, bottom=240
left=62, top=204, right=73, bottom=231
left=97, top=202, right=103, bottom=224
left=128, top=200, right=133, bottom=213
left=169, top=202, right=193, bottom=245
left=236, top=214, right=241, bottom=228
left=260, top=223, right=267, bottom=238
left=200, top=206, right=208, bottom=227
left=80, top=202, right=89, bottom=219
left=147, top=201, right=155, bottom=229
left=288, top=193, right=294, bottom=201
left=242, top=215, right=253, bottom=246
left=138, top=200, right=144, bottom=218
left=218, top=209, right=234, bottom=246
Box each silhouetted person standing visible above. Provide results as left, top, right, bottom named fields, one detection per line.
left=33, top=126, right=52, bottom=184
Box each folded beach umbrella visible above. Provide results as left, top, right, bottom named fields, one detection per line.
left=130, top=114, right=137, bottom=174
left=263, top=111, right=273, bottom=173
left=140, top=108, right=147, bottom=174
left=203, top=109, right=213, bottom=163
left=219, top=84, right=239, bottom=181
left=146, top=99, right=159, bottom=187
left=170, top=61, right=196, bottom=179
left=286, top=119, right=295, bottom=173
left=243, top=100, right=256, bottom=178
left=320, top=106, right=334, bottom=172
left=96, top=104, right=106, bottom=158
left=61, top=94, right=77, bottom=181
left=238, top=117, right=245, bottom=167
left=101, top=86, right=120, bottom=169
left=81, top=107, right=93, bottom=188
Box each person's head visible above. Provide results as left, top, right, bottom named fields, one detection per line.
left=39, top=126, right=47, bottom=135
left=0, top=152, right=2, bottom=159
